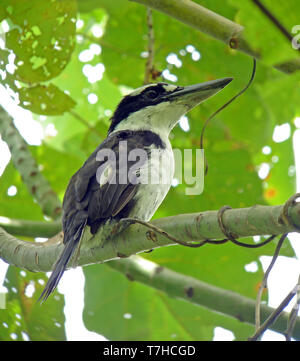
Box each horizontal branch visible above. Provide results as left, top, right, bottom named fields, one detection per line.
left=0, top=199, right=299, bottom=272
left=108, top=255, right=300, bottom=339
left=1, top=198, right=300, bottom=338
left=0, top=216, right=61, bottom=238
left=0, top=105, right=62, bottom=220
left=130, top=0, right=300, bottom=74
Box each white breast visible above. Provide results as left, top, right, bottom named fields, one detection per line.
left=130, top=141, right=174, bottom=221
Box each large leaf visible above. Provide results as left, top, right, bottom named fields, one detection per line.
left=19, top=83, right=76, bottom=115
left=83, top=263, right=253, bottom=341
left=0, top=162, right=44, bottom=221
left=0, top=0, right=77, bottom=83
left=29, top=144, right=83, bottom=200
left=41, top=9, right=121, bottom=158
left=1, top=265, right=65, bottom=341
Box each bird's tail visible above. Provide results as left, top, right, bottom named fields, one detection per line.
left=38, top=222, right=85, bottom=303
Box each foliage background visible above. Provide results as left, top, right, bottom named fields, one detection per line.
left=0, top=0, right=299, bottom=340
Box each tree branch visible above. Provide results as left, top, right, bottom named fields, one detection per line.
left=108, top=255, right=300, bottom=340
left=1, top=199, right=300, bottom=338
left=0, top=198, right=299, bottom=272
left=130, top=0, right=300, bottom=74
left=0, top=216, right=61, bottom=238
left=0, top=106, right=62, bottom=220
left=143, top=7, right=155, bottom=84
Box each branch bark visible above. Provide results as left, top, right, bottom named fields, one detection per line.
left=1, top=213, right=300, bottom=338
left=130, top=0, right=300, bottom=74
left=0, top=216, right=61, bottom=238
left=143, top=7, right=155, bottom=84
left=0, top=106, right=62, bottom=220
left=1, top=202, right=300, bottom=338
left=1, top=199, right=299, bottom=272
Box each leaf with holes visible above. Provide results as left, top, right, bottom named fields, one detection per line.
left=1, top=0, right=76, bottom=83
left=19, top=83, right=76, bottom=115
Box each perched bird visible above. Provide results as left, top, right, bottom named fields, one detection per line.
left=39, top=77, right=233, bottom=302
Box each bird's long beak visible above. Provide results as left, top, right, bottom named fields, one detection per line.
left=164, top=77, right=233, bottom=108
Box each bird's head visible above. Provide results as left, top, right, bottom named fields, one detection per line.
left=108, top=77, right=233, bottom=137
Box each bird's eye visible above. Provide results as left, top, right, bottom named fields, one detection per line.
left=144, top=89, right=158, bottom=99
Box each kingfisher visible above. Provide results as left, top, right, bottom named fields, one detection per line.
left=39, top=77, right=233, bottom=302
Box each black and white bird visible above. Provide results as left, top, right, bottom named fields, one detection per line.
left=39, top=77, right=233, bottom=302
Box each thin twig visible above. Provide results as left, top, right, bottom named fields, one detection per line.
left=76, top=32, right=124, bottom=54
left=229, top=235, right=276, bottom=249
left=254, top=233, right=288, bottom=335
left=121, top=217, right=211, bottom=247
left=200, top=58, right=256, bottom=175
left=131, top=0, right=300, bottom=74
left=69, top=109, right=103, bottom=137
left=217, top=204, right=276, bottom=248
left=285, top=275, right=300, bottom=340
left=251, top=0, right=293, bottom=42
left=249, top=286, right=297, bottom=341
left=122, top=217, right=276, bottom=249
left=144, top=7, right=155, bottom=84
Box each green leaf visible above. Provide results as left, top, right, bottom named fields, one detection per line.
left=0, top=49, right=10, bottom=71
left=30, top=144, right=83, bottom=199
left=0, top=162, right=44, bottom=221
left=83, top=264, right=253, bottom=341
left=40, top=10, right=121, bottom=157
left=0, top=5, right=6, bottom=22
left=2, top=0, right=77, bottom=83
left=257, top=71, right=300, bottom=126
left=18, top=83, right=76, bottom=115
left=262, top=138, right=296, bottom=206
left=227, top=0, right=299, bottom=65
left=1, top=266, right=65, bottom=341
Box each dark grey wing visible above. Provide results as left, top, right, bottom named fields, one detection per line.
left=39, top=131, right=143, bottom=302
left=63, top=134, right=142, bottom=236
